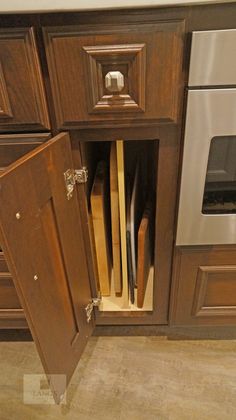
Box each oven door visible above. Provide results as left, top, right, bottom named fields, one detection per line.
left=176, top=88, right=236, bottom=245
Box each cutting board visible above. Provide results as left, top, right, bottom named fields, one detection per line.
left=116, top=140, right=129, bottom=308
left=91, top=161, right=111, bottom=296
left=137, top=202, right=153, bottom=308
left=130, top=159, right=143, bottom=287
left=110, top=142, right=122, bottom=294
left=126, top=177, right=135, bottom=304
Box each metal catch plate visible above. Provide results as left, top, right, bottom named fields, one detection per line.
left=64, top=167, right=88, bottom=200
left=75, top=168, right=88, bottom=184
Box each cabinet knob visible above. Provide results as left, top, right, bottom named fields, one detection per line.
left=105, top=71, right=124, bottom=93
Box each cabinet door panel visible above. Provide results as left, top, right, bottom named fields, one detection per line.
left=170, top=246, right=236, bottom=326
left=44, top=21, right=184, bottom=129
left=0, top=133, right=93, bottom=402
left=0, top=28, right=50, bottom=132
left=0, top=133, right=51, bottom=169
left=0, top=134, right=51, bottom=328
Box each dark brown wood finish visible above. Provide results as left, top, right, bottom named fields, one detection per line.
left=43, top=20, right=184, bottom=129
left=0, top=133, right=51, bottom=329
left=0, top=272, right=21, bottom=309
left=0, top=27, right=50, bottom=132
left=0, top=133, right=51, bottom=169
left=170, top=246, right=236, bottom=326
left=0, top=133, right=93, bottom=401
left=0, top=2, right=235, bottom=330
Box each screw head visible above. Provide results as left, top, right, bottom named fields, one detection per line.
left=15, top=212, right=21, bottom=220
left=33, top=275, right=38, bottom=281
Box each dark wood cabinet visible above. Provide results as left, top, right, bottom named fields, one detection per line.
left=43, top=20, right=184, bottom=129
left=0, top=27, right=50, bottom=132
left=0, top=251, right=25, bottom=323
left=0, top=251, right=27, bottom=329
left=170, top=246, right=236, bottom=326
left=0, top=133, right=51, bottom=328
left=0, top=133, right=51, bottom=169
left=0, top=2, right=236, bottom=402
left=0, top=4, right=235, bottom=331
left=0, top=133, right=94, bottom=402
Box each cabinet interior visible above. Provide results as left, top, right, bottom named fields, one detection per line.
left=81, top=139, right=158, bottom=312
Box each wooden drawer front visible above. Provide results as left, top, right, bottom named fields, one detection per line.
left=0, top=253, right=21, bottom=309
left=0, top=273, right=21, bottom=309
left=0, top=28, right=50, bottom=132
left=0, top=252, right=9, bottom=272
left=44, top=21, right=184, bottom=129
left=0, top=133, right=51, bottom=170
left=170, top=247, right=236, bottom=326
left=0, top=253, right=26, bottom=327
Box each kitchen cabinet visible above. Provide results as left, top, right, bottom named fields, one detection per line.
left=0, top=133, right=50, bottom=328
left=0, top=10, right=185, bottom=327
left=170, top=246, right=236, bottom=326
left=0, top=133, right=93, bottom=402
left=0, top=1, right=236, bottom=401
left=0, top=28, right=50, bottom=132
left=43, top=20, right=184, bottom=128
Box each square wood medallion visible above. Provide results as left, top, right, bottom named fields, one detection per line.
left=83, top=44, right=146, bottom=113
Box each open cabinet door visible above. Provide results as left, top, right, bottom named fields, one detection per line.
left=0, top=132, right=94, bottom=403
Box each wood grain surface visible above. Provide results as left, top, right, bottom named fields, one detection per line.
left=116, top=141, right=129, bottom=308
left=137, top=202, right=153, bottom=308
left=0, top=133, right=93, bottom=401
left=110, top=142, right=122, bottom=294
left=91, top=161, right=111, bottom=296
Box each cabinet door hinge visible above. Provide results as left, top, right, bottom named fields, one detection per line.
left=85, top=295, right=101, bottom=323
left=64, top=167, right=88, bottom=200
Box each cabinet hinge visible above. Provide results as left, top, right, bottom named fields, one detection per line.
left=85, top=295, right=101, bottom=323
left=64, top=167, right=88, bottom=200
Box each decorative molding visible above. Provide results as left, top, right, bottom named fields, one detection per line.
left=0, top=309, right=25, bottom=319
left=83, top=43, right=146, bottom=113
left=0, top=62, right=13, bottom=119
left=44, top=20, right=184, bottom=128
left=192, top=265, right=236, bottom=317
left=0, top=27, right=50, bottom=131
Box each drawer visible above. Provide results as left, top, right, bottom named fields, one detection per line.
left=44, top=21, right=184, bottom=129
left=189, top=29, right=236, bottom=86
left=0, top=273, right=21, bottom=309
left=0, top=133, right=51, bottom=170
left=0, top=251, right=9, bottom=272
left=0, top=27, right=50, bottom=132
left=170, top=246, right=236, bottom=326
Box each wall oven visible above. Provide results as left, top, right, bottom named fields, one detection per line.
left=176, top=29, right=236, bottom=245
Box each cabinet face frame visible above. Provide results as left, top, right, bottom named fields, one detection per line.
left=72, top=124, right=180, bottom=326
left=0, top=132, right=94, bottom=401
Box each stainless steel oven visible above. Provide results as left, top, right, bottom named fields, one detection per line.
left=176, top=29, right=236, bottom=245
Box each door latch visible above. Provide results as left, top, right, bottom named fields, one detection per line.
left=64, top=167, right=88, bottom=200
left=85, top=296, right=101, bottom=323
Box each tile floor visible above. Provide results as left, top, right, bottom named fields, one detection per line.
left=0, top=328, right=236, bottom=420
